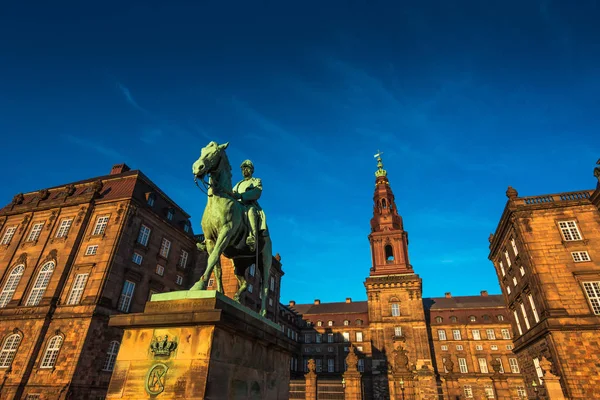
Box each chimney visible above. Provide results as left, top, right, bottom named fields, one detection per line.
left=445, top=292, right=452, bottom=298
left=110, top=163, right=131, bottom=175
left=314, top=299, right=321, bottom=305
left=289, top=300, right=296, bottom=307
left=346, top=297, right=352, bottom=303
left=480, top=290, right=488, bottom=297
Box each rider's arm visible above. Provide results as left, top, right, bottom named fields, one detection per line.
left=240, top=178, right=262, bottom=202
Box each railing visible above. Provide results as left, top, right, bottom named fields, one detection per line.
left=521, top=190, right=592, bottom=205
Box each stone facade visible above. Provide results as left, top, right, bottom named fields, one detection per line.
left=288, top=157, right=526, bottom=399
left=489, top=183, right=600, bottom=399
left=0, top=164, right=205, bottom=399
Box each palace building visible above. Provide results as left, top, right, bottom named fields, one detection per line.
left=0, top=164, right=205, bottom=399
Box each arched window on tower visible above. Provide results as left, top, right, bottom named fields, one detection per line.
left=381, top=199, right=387, bottom=209
left=385, top=245, right=394, bottom=263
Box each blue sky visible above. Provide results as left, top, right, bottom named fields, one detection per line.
left=1, top=1, right=599, bottom=304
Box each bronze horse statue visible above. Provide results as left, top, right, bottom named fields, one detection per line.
left=190, top=141, right=273, bottom=316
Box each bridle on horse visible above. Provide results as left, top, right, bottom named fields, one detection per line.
left=194, top=150, right=227, bottom=198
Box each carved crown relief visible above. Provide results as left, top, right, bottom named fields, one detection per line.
left=16, top=253, right=27, bottom=267
left=42, top=249, right=58, bottom=265
left=18, top=215, right=31, bottom=234
left=12, top=193, right=24, bottom=205
left=47, top=211, right=58, bottom=230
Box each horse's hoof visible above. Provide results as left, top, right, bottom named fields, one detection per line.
left=233, top=295, right=240, bottom=303
left=260, top=310, right=267, bottom=317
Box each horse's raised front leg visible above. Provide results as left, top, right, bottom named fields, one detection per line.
left=259, top=239, right=273, bottom=317
left=190, top=225, right=234, bottom=292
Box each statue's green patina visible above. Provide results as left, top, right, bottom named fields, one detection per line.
left=190, top=141, right=273, bottom=316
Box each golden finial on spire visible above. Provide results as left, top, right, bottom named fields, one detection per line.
left=374, top=150, right=387, bottom=177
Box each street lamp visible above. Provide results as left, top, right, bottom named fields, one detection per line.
left=399, top=377, right=405, bottom=400
left=532, top=381, right=539, bottom=400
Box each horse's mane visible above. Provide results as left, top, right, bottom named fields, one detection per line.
left=219, top=150, right=232, bottom=189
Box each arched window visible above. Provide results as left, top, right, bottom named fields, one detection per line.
left=102, top=341, right=120, bottom=371
left=317, top=320, right=322, bottom=327
left=381, top=199, right=387, bottom=209
left=385, top=245, right=394, bottom=262
left=328, top=320, right=333, bottom=327
left=450, top=316, right=458, bottom=323
left=343, top=320, right=350, bottom=326
left=435, top=316, right=443, bottom=323
left=482, top=315, right=491, bottom=322
left=25, top=262, right=55, bottom=306
left=0, top=333, right=22, bottom=368
left=469, top=316, right=477, bottom=322
left=41, top=335, right=63, bottom=368
left=356, top=319, right=363, bottom=326
left=0, top=265, right=25, bottom=308
left=497, top=315, right=504, bottom=322
left=391, top=303, right=400, bottom=317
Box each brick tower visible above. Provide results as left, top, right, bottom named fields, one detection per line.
left=364, top=153, right=437, bottom=399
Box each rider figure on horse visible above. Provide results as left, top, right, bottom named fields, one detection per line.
left=233, top=159, right=268, bottom=252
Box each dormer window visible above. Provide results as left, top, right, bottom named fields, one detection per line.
left=146, top=193, right=156, bottom=207
left=183, top=221, right=191, bottom=233
left=167, top=209, right=174, bottom=221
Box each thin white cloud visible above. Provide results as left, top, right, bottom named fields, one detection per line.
left=116, top=82, right=150, bottom=115
left=62, top=135, right=127, bottom=161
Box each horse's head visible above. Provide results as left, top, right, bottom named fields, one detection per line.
left=192, top=141, right=229, bottom=180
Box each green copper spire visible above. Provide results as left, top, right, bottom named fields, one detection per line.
left=374, top=150, right=387, bottom=177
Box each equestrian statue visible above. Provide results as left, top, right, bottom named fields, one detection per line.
left=190, top=141, right=273, bottom=316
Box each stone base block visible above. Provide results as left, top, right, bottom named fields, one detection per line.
left=106, top=290, right=294, bottom=400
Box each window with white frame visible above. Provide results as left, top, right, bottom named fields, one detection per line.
left=315, top=334, right=321, bottom=343
left=572, top=251, right=591, bottom=262
left=516, top=387, right=526, bottom=397
left=328, top=358, right=334, bottom=372
left=486, top=329, right=496, bottom=340
left=558, top=220, right=582, bottom=241
left=315, top=359, right=322, bottom=372
left=511, top=237, right=519, bottom=256
left=513, top=277, right=518, bottom=287
left=117, top=280, right=135, bottom=312
left=66, top=273, right=88, bottom=305
left=509, top=358, right=520, bottom=373
left=327, top=333, right=334, bottom=343
left=506, top=345, right=513, bottom=350
left=358, top=359, right=364, bottom=372
left=478, top=358, right=489, bottom=373
left=435, top=316, right=443, bottom=323
left=456, top=345, right=464, bottom=351
left=40, top=335, right=63, bottom=368
left=328, top=320, right=333, bottom=326
left=0, top=333, right=22, bottom=368
left=304, top=334, right=311, bottom=343
left=520, top=266, right=525, bottom=276
left=463, top=385, right=473, bottom=398
left=506, top=285, right=511, bottom=294
left=495, top=358, right=504, bottom=373
left=156, top=265, right=165, bottom=276
left=533, top=357, right=544, bottom=384
left=25, top=262, right=55, bottom=306
left=472, top=329, right=481, bottom=340
left=132, top=252, right=143, bottom=265
left=528, top=294, right=540, bottom=323
left=484, top=385, right=495, bottom=398
left=102, top=341, right=120, bottom=371
left=167, top=209, right=174, bottom=221
left=469, top=315, right=476, bottom=322
left=452, top=329, right=461, bottom=340
left=476, top=345, right=483, bottom=351
left=249, top=264, right=255, bottom=276
left=343, top=332, right=350, bottom=342
left=513, top=310, right=523, bottom=335
left=458, top=358, right=468, bottom=373
left=438, top=329, right=447, bottom=341
left=147, top=194, right=155, bottom=207
left=501, top=329, right=511, bottom=339
left=0, top=226, right=17, bottom=245
left=55, top=218, right=73, bottom=238
left=520, top=303, right=531, bottom=329
left=92, top=216, right=109, bottom=236
left=270, top=276, right=275, bottom=291
left=583, top=281, right=600, bottom=315
left=27, top=223, right=44, bottom=242
left=391, top=303, right=400, bottom=316
left=499, top=261, right=505, bottom=276
left=356, top=331, right=363, bottom=342
left=159, top=238, right=171, bottom=258
left=178, top=250, right=189, bottom=268
left=0, top=265, right=25, bottom=308
left=85, top=245, right=98, bottom=256
left=504, top=250, right=511, bottom=268
left=137, top=224, right=151, bottom=246
left=394, top=326, right=402, bottom=337
left=441, top=345, right=448, bottom=351
left=247, top=284, right=253, bottom=293
left=344, top=319, right=349, bottom=326
left=176, top=275, right=183, bottom=286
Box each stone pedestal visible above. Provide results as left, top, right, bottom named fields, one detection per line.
left=106, top=291, right=295, bottom=400
left=343, top=370, right=362, bottom=400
